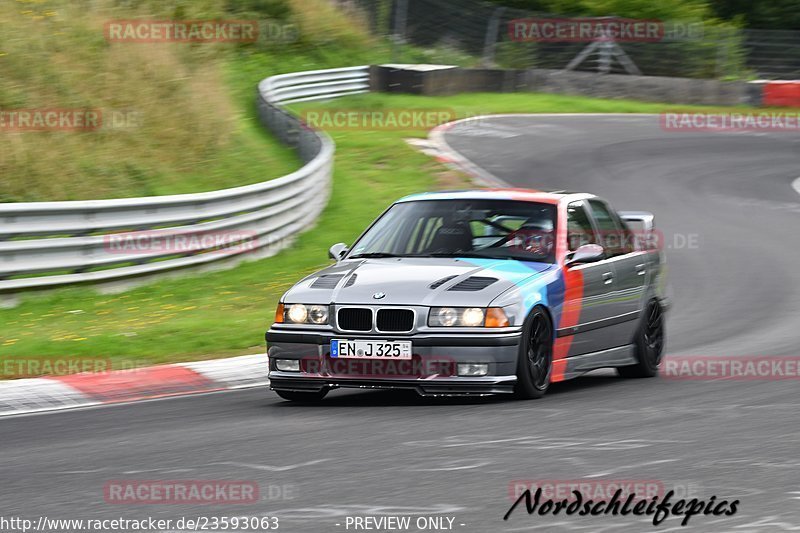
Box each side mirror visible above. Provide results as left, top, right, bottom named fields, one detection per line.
left=566, top=244, right=604, bottom=266
left=328, top=242, right=348, bottom=261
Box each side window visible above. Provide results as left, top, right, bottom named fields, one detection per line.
left=566, top=201, right=596, bottom=252
left=587, top=200, right=624, bottom=257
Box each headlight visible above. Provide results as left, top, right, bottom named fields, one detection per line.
left=428, top=307, right=509, bottom=328
left=283, top=304, right=329, bottom=325
left=461, top=308, right=485, bottom=327
left=287, top=304, right=308, bottom=323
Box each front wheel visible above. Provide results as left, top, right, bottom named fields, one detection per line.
left=618, top=300, right=664, bottom=378
left=275, top=389, right=328, bottom=402
left=514, top=307, right=553, bottom=399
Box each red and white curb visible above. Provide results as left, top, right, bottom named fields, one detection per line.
left=0, top=353, right=268, bottom=417
left=427, top=121, right=510, bottom=188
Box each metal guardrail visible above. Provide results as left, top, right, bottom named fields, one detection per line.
left=0, top=66, right=370, bottom=293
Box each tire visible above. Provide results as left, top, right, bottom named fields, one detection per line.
left=275, top=389, right=328, bottom=402
left=514, top=307, right=553, bottom=399
left=617, top=300, right=664, bottom=378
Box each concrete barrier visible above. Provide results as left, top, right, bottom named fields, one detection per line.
left=372, top=65, right=762, bottom=107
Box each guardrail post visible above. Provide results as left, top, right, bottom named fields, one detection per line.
left=481, top=7, right=506, bottom=67
left=391, top=0, right=409, bottom=62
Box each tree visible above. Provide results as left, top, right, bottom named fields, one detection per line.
left=708, top=0, right=800, bottom=29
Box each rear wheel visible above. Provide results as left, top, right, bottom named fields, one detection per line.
left=514, top=307, right=553, bottom=399
left=618, top=300, right=664, bottom=378
left=275, top=389, right=328, bottom=402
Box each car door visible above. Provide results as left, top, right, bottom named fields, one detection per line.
left=562, top=200, right=619, bottom=356
left=586, top=199, right=647, bottom=344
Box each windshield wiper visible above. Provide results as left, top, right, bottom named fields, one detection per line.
left=348, top=252, right=402, bottom=259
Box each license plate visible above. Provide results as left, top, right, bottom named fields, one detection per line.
left=331, top=339, right=412, bottom=360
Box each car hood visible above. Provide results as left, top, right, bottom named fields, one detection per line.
left=284, top=257, right=556, bottom=307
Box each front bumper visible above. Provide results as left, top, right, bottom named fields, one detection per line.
left=266, top=328, right=521, bottom=396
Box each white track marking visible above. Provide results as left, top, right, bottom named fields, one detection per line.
left=584, top=458, right=679, bottom=478
left=214, top=459, right=328, bottom=472
left=408, top=459, right=492, bottom=471
left=53, top=468, right=108, bottom=475
left=122, top=468, right=195, bottom=474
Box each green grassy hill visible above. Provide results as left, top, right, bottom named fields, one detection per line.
left=0, top=0, right=385, bottom=201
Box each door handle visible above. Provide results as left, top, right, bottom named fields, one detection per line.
left=635, top=263, right=647, bottom=276
left=602, top=272, right=614, bottom=284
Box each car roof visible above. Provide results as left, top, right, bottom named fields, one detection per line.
left=396, top=188, right=596, bottom=205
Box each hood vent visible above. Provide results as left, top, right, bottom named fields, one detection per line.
left=429, top=275, right=458, bottom=290
left=448, top=276, right=498, bottom=291
left=311, top=274, right=344, bottom=289
left=343, top=273, right=358, bottom=288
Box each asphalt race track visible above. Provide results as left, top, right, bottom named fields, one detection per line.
left=2, top=115, right=799, bottom=532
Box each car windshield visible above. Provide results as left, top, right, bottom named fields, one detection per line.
left=347, top=199, right=557, bottom=263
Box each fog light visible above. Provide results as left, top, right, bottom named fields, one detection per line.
left=433, top=307, right=458, bottom=327
left=308, top=305, right=328, bottom=324
left=275, top=359, right=301, bottom=372
left=457, top=363, right=489, bottom=377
